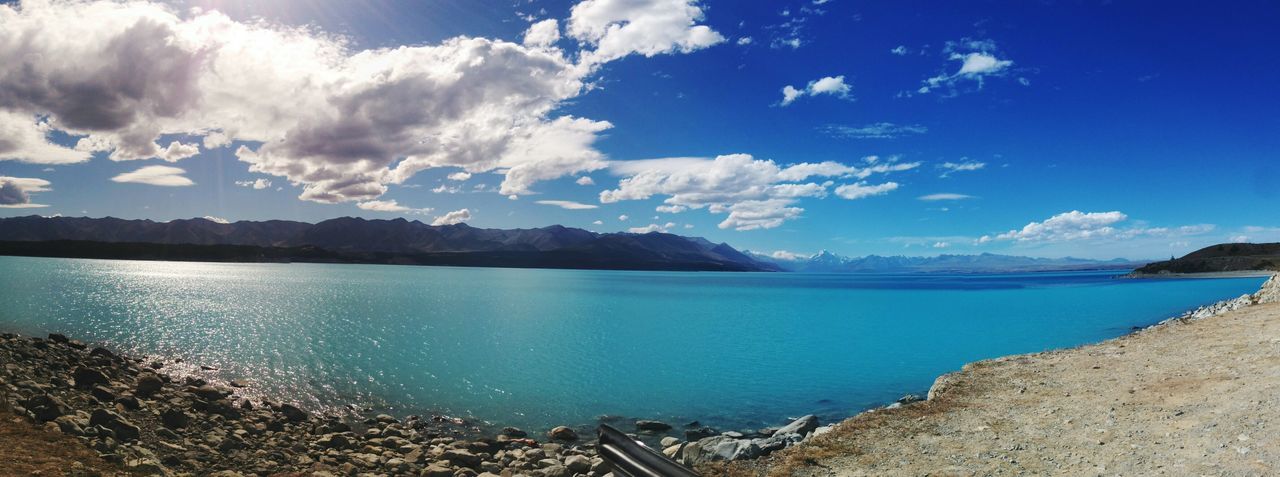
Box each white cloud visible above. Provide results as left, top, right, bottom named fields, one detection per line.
left=933, top=241, right=951, bottom=248
left=0, top=111, right=91, bottom=164
left=432, top=184, right=462, bottom=194
left=833, top=181, right=898, bottom=199
left=431, top=208, right=472, bottom=226
left=575, top=176, right=595, bottom=185
left=736, top=37, right=753, bottom=45
left=939, top=161, right=986, bottom=178
left=984, top=211, right=1174, bottom=243
left=235, top=178, right=272, bottom=190
left=823, top=122, right=927, bottom=139
left=447, top=172, right=472, bottom=181
left=918, top=193, right=974, bottom=201
left=767, top=250, right=807, bottom=261
left=159, top=141, right=199, bottom=162
left=201, top=215, right=229, bottom=224
left=0, top=176, right=52, bottom=208
left=779, top=75, right=851, bottom=106
left=535, top=199, right=599, bottom=210
left=890, top=45, right=907, bottom=55
left=0, top=0, right=722, bottom=207
left=916, top=39, right=1015, bottom=95
left=523, top=19, right=561, bottom=48
left=110, top=165, right=194, bottom=187
left=1230, top=235, right=1250, bottom=243
left=357, top=200, right=432, bottom=214
left=602, top=154, right=914, bottom=230
left=568, top=0, right=724, bottom=65
left=629, top=222, right=676, bottom=233
left=592, top=219, right=603, bottom=225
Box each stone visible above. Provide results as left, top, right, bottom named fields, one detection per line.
left=90, top=347, right=116, bottom=359
left=547, top=426, right=578, bottom=441
left=541, top=465, right=571, bottom=477
left=189, top=385, right=230, bottom=401
left=136, top=374, right=164, bottom=397
left=114, top=395, right=141, bottom=410
left=501, top=426, right=527, bottom=438
left=636, top=420, right=672, bottom=432
left=660, top=436, right=681, bottom=448
left=773, top=415, right=819, bottom=437
left=316, top=433, right=354, bottom=450
left=89, top=409, right=140, bottom=442
left=897, top=394, right=924, bottom=405
left=280, top=403, right=308, bottom=422
left=160, top=409, right=190, bottom=429
left=420, top=464, right=454, bottom=477
left=73, top=366, right=110, bottom=388
left=443, top=449, right=482, bottom=468
left=48, top=333, right=69, bottom=343
left=91, top=385, right=116, bottom=403
left=684, top=427, right=717, bottom=441
left=564, top=454, right=592, bottom=474
left=21, top=394, right=70, bottom=422
left=53, top=415, right=84, bottom=435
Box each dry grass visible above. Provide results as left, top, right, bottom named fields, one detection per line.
left=0, top=411, right=130, bottom=477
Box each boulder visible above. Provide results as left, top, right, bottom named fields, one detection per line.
left=21, top=394, right=70, bottom=422
left=136, top=374, right=164, bottom=397
left=189, top=385, right=230, bottom=401
left=684, top=426, right=717, bottom=441
left=89, top=347, right=116, bottom=359
left=501, top=426, right=527, bottom=438
left=442, top=449, right=482, bottom=468
left=547, top=426, right=578, bottom=441
left=90, top=385, right=115, bottom=403
left=73, top=366, right=109, bottom=388
left=773, top=415, right=819, bottom=437
left=660, top=436, right=681, bottom=447
left=89, top=409, right=140, bottom=442
left=542, top=465, right=571, bottom=477
left=636, top=420, right=672, bottom=432
left=420, top=465, right=453, bottom=477
left=279, top=403, right=307, bottom=422
left=160, top=409, right=190, bottom=429
left=564, top=454, right=591, bottom=474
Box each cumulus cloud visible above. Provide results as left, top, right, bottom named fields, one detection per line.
left=110, top=165, right=194, bottom=187
left=602, top=154, right=914, bottom=230
left=159, top=141, right=199, bottom=162
left=766, top=250, right=807, bottom=261
left=0, top=176, right=52, bottom=208
left=822, top=122, right=926, bottom=139
left=0, top=111, right=91, bottom=164
left=575, top=176, right=595, bottom=185
left=916, top=39, right=1015, bottom=95
left=592, top=219, right=603, bottom=225
left=431, top=208, right=472, bottom=226
left=523, top=19, right=561, bottom=48
left=890, top=45, right=907, bottom=55
left=235, top=178, right=272, bottom=190
left=939, top=161, right=986, bottom=178
left=568, top=0, right=725, bottom=65
left=618, top=214, right=629, bottom=221
left=780, top=75, right=851, bottom=106
left=918, top=193, right=974, bottom=201
left=0, top=0, right=722, bottom=206
left=357, top=200, right=432, bottom=214
left=933, top=241, right=951, bottom=248
left=447, top=172, right=472, bottom=181
left=991, top=211, right=1128, bottom=243
left=535, top=199, right=599, bottom=210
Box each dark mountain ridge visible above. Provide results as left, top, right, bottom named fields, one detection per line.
left=1134, top=242, right=1280, bottom=274
left=0, top=216, right=780, bottom=272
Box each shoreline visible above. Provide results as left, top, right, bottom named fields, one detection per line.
left=715, top=273, right=1280, bottom=476
left=1125, top=269, right=1276, bottom=279
left=1, top=275, right=1274, bottom=475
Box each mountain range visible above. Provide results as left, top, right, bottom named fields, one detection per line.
left=0, top=216, right=780, bottom=272
left=747, top=250, right=1148, bottom=273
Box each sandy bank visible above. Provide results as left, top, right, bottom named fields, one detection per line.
left=714, top=274, right=1280, bottom=476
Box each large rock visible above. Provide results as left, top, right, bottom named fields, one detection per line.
left=89, top=409, right=140, bottom=442
left=773, top=415, right=819, bottom=437
left=636, top=420, right=672, bottom=432
left=136, top=374, right=164, bottom=397
left=160, top=409, right=190, bottom=429
left=547, top=426, right=578, bottom=441
left=564, top=455, right=592, bottom=474
left=683, top=433, right=806, bottom=465
left=73, top=366, right=109, bottom=388
left=442, top=449, right=482, bottom=468
left=279, top=403, right=308, bottom=422
left=189, top=385, right=230, bottom=401
left=22, top=394, right=70, bottom=422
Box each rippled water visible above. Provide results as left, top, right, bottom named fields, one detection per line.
left=0, top=256, right=1265, bottom=433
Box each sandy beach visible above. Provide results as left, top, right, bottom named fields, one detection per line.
left=714, top=275, right=1280, bottom=476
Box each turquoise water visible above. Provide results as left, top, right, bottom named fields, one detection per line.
left=0, top=256, right=1266, bottom=433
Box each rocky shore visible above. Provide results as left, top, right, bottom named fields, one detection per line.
left=0, top=331, right=831, bottom=476
left=718, top=273, right=1280, bottom=476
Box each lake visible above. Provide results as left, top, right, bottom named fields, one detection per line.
left=0, top=256, right=1265, bottom=434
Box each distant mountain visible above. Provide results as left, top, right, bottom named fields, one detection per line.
left=748, top=250, right=1147, bottom=273
left=0, top=216, right=780, bottom=272
left=1134, top=242, right=1280, bottom=274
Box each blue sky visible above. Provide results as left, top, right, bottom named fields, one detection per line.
left=0, top=0, right=1277, bottom=259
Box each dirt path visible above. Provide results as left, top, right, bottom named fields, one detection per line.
left=718, top=300, right=1280, bottom=476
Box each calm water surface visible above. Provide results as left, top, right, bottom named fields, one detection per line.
left=0, top=256, right=1265, bottom=433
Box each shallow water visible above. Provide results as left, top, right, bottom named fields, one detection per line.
left=0, top=256, right=1264, bottom=433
